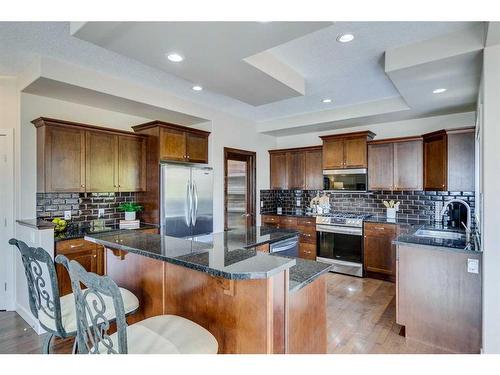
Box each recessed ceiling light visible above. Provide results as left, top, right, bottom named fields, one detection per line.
left=433, top=88, right=447, bottom=94
left=166, top=53, right=183, bottom=63
left=192, top=85, right=203, bottom=91
left=337, top=33, right=354, bottom=43
left=322, top=98, right=332, bottom=103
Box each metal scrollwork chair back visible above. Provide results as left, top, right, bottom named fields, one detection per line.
left=65, top=257, right=129, bottom=354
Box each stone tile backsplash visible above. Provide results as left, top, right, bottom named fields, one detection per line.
left=36, top=192, right=139, bottom=226
left=260, top=189, right=475, bottom=222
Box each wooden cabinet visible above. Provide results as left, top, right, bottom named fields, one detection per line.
left=186, top=132, right=209, bottom=163
left=423, top=128, right=475, bottom=191
left=363, top=222, right=398, bottom=282
left=368, top=137, right=423, bottom=191
left=33, top=118, right=147, bottom=193
left=269, top=146, right=322, bottom=190
left=261, top=215, right=317, bottom=260
left=160, top=127, right=187, bottom=161
left=320, top=131, right=375, bottom=170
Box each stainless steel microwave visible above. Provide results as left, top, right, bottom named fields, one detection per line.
left=323, top=168, right=367, bottom=192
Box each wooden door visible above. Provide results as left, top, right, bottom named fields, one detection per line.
left=270, top=152, right=288, bottom=189
left=287, top=151, right=305, bottom=189
left=45, top=126, right=86, bottom=192
left=186, top=132, right=209, bottom=163
left=118, top=135, right=146, bottom=192
left=85, top=131, right=118, bottom=192
left=322, top=139, right=344, bottom=169
left=344, top=137, right=367, bottom=168
left=368, top=143, right=394, bottom=190
left=304, top=149, right=323, bottom=190
left=394, top=140, right=423, bottom=190
left=424, top=134, right=447, bottom=190
left=160, top=128, right=186, bottom=161
left=363, top=223, right=397, bottom=280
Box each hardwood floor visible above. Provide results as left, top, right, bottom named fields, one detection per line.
left=0, top=273, right=447, bottom=354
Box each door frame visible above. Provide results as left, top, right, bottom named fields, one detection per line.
left=0, top=129, right=15, bottom=311
left=223, top=147, right=256, bottom=230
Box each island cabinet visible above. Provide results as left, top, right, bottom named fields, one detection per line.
left=320, top=131, right=376, bottom=170
left=368, top=137, right=423, bottom=191
left=33, top=118, right=147, bottom=193
left=423, top=127, right=475, bottom=191
left=363, top=222, right=398, bottom=282
left=269, top=146, right=322, bottom=190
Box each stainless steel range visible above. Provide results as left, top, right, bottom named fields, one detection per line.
left=315, top=212, right=371, bottom=277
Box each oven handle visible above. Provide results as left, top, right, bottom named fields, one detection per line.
left=316, top=224, right=362, bottom=236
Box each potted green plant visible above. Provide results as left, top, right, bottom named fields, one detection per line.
left=118, top=202, right=143, bottom=221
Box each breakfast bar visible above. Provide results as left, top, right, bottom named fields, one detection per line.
left=85, top=226, right=331, bottom=354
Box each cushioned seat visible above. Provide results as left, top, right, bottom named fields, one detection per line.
left=97, top=315, right=218, bottom=354
left=39, top=287, right=139, bottom=334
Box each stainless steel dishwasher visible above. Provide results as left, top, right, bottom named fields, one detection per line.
left=269, top=235, right=299, bottom=257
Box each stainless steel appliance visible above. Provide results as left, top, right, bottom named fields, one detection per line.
left=323, top=169, right=367, bottom=192
left=160, top=163, right=213, bottom=238
left=316, top=212, right=371, bottom=277
left=269, top=236, right=299, bottom=258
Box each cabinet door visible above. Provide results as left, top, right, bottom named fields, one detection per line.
left=304, top=149, right=323, bottom=190
left=186, top=133, right=209, bottom=163
left=299, top=242, right=317, bottom=260
left=363, top=223, right=397, bottom=278
left=45, top=126, right=86, bottom=192
left=424, top=135, right=447, bottom=190
left=322, top=139, right=344, bottom=169
left=344, top=137, right=367, bottom=168
left=160, top=128, right=186, bottom=161
left=447, top=131, right=474, bottom=191
left=287, top=151, right=305, bottom=189
left=270, top=152, right=288, bottom=189
left=118, top=135, right=146, bottom=192
left=85, top=131, right=118, bottom=193
left=368, top=143, right=394, bottom=190
left=394, top=140, right=423, bottom=190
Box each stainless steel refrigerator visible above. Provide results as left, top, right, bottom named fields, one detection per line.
left=160, top=163, right=213, bottom=238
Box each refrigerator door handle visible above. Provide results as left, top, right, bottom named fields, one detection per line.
left=192, top=181, right=199, bottom=226
left=185, top=181, right=192, bottom=227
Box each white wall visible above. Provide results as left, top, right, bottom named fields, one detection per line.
left=274, top=112, right=476, bottom=149
left=480, top=43, right=500, bottom=353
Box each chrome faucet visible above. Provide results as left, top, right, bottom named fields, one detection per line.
left=440, top=199, right=471, bottom=243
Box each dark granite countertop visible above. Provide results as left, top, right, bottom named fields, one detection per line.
left=394, top=223, right=479, bottom=253
left=54, top=222, right=158, bottom=242
left=17, top=219, right=55, bottom=230
left=84, top=226, right=297, bottom=280
left=261, top=212, right=316, bottom=218
left=364, top=215, right=432, bottom=226
left=283, top=257, right=332, bottom=292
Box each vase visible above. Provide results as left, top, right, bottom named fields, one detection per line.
left=386, top=208, right=396, bottom=219
left=125, top=211, right=136, bottom=221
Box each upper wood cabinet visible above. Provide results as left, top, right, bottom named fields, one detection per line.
left=368, top=137, right=423, bottom=191
left=133, top=121, right=210, bottom=164
left=269, top=146, right=323, bottom=190
left=423, top=128, right=474, bottom=191
left=320, top=131, right=375, bottom=169
left=33, top=118, right=146, bottom=193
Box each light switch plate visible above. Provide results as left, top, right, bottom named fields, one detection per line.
left=98, top=208, right=105, bottom=218
left=64, top=211, right=72, bottom=220
left=467, top=258, right=479, bottom=274
left=260, top=201, right=263, bottom=208
left=296, top=198, right=301, bottom=207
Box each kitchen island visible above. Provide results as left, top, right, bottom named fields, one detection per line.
left=85, top=226, right=331, bottom=354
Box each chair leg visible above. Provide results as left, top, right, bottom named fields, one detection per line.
left=72, top=337, right=78, bottom=354
left=42, top=333, right=54, bottom=354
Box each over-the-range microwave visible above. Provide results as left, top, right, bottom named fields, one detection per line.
left=323, top=168, right=367, bottom=192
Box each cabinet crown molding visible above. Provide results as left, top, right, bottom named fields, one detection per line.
left=319, top=130, right=376, bottom=141
left=132, top=120, right=211, bottom=137
left=268, top=145, right=322, bottom=154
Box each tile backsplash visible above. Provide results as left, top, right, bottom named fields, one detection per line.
left=260, top=189, right=475, bottom=222
left=36, top=192, right=140, bottom=226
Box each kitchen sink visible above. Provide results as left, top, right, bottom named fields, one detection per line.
left=414, top=228, right=465, bottom=240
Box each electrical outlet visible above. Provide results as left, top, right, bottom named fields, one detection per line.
left=467, top=258, right=479, bottom=274
left=64, top=211, right=71, bottom=220
left=260, top=201, right=263, bottom=208
left=296, top=198, right=301, bottom=207
left=98, top=208, right=105, bottom=218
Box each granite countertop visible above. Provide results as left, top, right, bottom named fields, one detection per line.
left=84, top=226, right=297, bottom=280
left=54, top=222, right=158, bottom=242
left=261, top=212, right=316, bottom=218
left=394, top=223, right=479, bottom=253
left=364, top=215, right=432, bottom=226
left=284, top=258, right=332, bottom=292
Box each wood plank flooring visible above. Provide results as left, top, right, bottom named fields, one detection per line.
left=0, top=273, right=447, bottom=354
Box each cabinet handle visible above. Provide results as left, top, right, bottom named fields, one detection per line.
left=81, top=184, right=85, bottom=188
left=70, top=244, right=83, bottom=249
left=93, top=255, right=97, bottom=258
left=375, top=227, right=385, bottom=231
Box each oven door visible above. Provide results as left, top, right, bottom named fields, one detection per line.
left=316, top=225, right=363, bottom=264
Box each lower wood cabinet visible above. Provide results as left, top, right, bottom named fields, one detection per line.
left=363, top=222, right=398, bottom=282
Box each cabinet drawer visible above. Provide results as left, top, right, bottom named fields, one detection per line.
left=297, top=217, right=316, bottom=227
left=56, top=238, right=97, bottom=254
left=281, top=217, right=297, bottom=227
left=299, top=242, right=317, bottom=260
left=262, top=215, right=280, bottom=224
left=299, top=230, right=316, bottom=244
left=363, top=222, right=397, bottom=237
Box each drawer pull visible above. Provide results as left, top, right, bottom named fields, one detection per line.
left=70, top=244, right=84, bottom=249
left=374, top=227, right=385, bottom=230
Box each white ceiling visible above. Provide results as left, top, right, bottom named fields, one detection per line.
left=0, top=21, right=485, bottom=135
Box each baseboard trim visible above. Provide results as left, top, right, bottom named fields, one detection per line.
left=15, top=303, right=45, bottom=335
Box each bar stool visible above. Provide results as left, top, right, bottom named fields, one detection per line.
left=8, top=239, right=140, bottom=353
left=57, top=255, right=218, bottom=354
